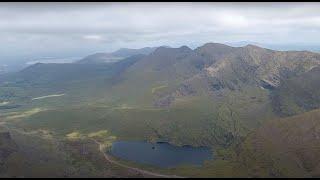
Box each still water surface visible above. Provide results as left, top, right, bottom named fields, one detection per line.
left=110, top=141, right=213, bottom=168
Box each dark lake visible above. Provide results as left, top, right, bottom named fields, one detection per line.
left=109, top=141, right=213, bottom=168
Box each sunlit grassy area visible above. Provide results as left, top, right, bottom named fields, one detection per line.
left=4, top=108, right=46, bottom=120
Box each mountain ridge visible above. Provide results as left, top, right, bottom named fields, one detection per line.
left=77, top=47, right=157, bottom=64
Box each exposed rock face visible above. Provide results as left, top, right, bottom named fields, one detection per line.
left=175, top=84, right=196, bottom=97
left=152, top=43, right=320, bottom=107
left=272, top=66, right=320, bottom=116
left=154, top=83, right=196, bottom=107
left=201, top=45, right=320, bottom=90
left=154, top=95, right=175, bottom=108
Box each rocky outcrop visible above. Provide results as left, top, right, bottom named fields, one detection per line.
left=153, top=95, right=175, bottom=108
left=154, top=83, right=196, bottom=107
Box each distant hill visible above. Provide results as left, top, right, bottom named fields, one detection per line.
left=111, top=47, right=158, bottom=57
left=0, top=54, right=145, bottom=108
left=76, top=47, right=157, bottom=64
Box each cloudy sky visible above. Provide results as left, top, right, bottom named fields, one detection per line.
left=1, top=2, right=320, bottom=66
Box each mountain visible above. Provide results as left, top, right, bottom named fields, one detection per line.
left=195, top=43, right=320, bottom=90
left=76, top=47, right=157, bottom=64
left=1, top=42, right=320, bottom=177
left=2, top=43, right=320, bottom=142
left=91, top=42, right=320, bottom=149
left=10, top=54, right=145, bottom=86
left=101, top=43, right=320, bottom=112
left=0, top=54, right=145, bottom=108
left=226, top=41, right=264, bottom=47
left=111, top=47, right=158, bottom=57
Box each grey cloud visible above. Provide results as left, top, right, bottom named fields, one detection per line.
left=1, top=2, right=320, bottom=65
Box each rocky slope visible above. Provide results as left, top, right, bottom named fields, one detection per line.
left=272, top=66, right=320, bottom=116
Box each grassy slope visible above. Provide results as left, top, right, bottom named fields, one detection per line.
left=235, top=108, right=320, bottom=177
left=159, top=108, right=320, bottom=178
left=0, top=55, right=144, bottom=110
left=272, top=67, right=320, bottom=116
left=8, top=85, right=274, bottom=149
left=0, top=124, right=146, bottom=178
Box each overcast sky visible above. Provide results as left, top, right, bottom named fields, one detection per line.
left=1, top=2, right=320, bottom=65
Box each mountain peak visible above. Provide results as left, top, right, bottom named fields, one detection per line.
left=244, top=44, right=264, bottom=49
left=179, top=45, right=192, bottom=51
left=153, top=45, right=192, bottom=55
left=77, top=47, right=157, bottom=64
left=201, top=42, right=234, bottom=49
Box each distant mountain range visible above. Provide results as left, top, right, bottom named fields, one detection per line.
left=76, top=47, right=158, bottom=64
